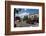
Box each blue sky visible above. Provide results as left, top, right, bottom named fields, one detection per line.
left=15, top=8, right=39, bottom=18
left=15, top=8, right=39, bottom=14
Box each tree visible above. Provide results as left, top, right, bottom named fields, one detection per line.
left=14, top=8, right=22, bottom=14
left=14, top=8, right=19, bottom=14
left=23, top=15, right=28, bottom=21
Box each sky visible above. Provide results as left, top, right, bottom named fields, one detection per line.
left=15, top=8, right=39, bottom=18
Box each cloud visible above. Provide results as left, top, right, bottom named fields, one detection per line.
left=15, top=12, right=29, bottom=18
